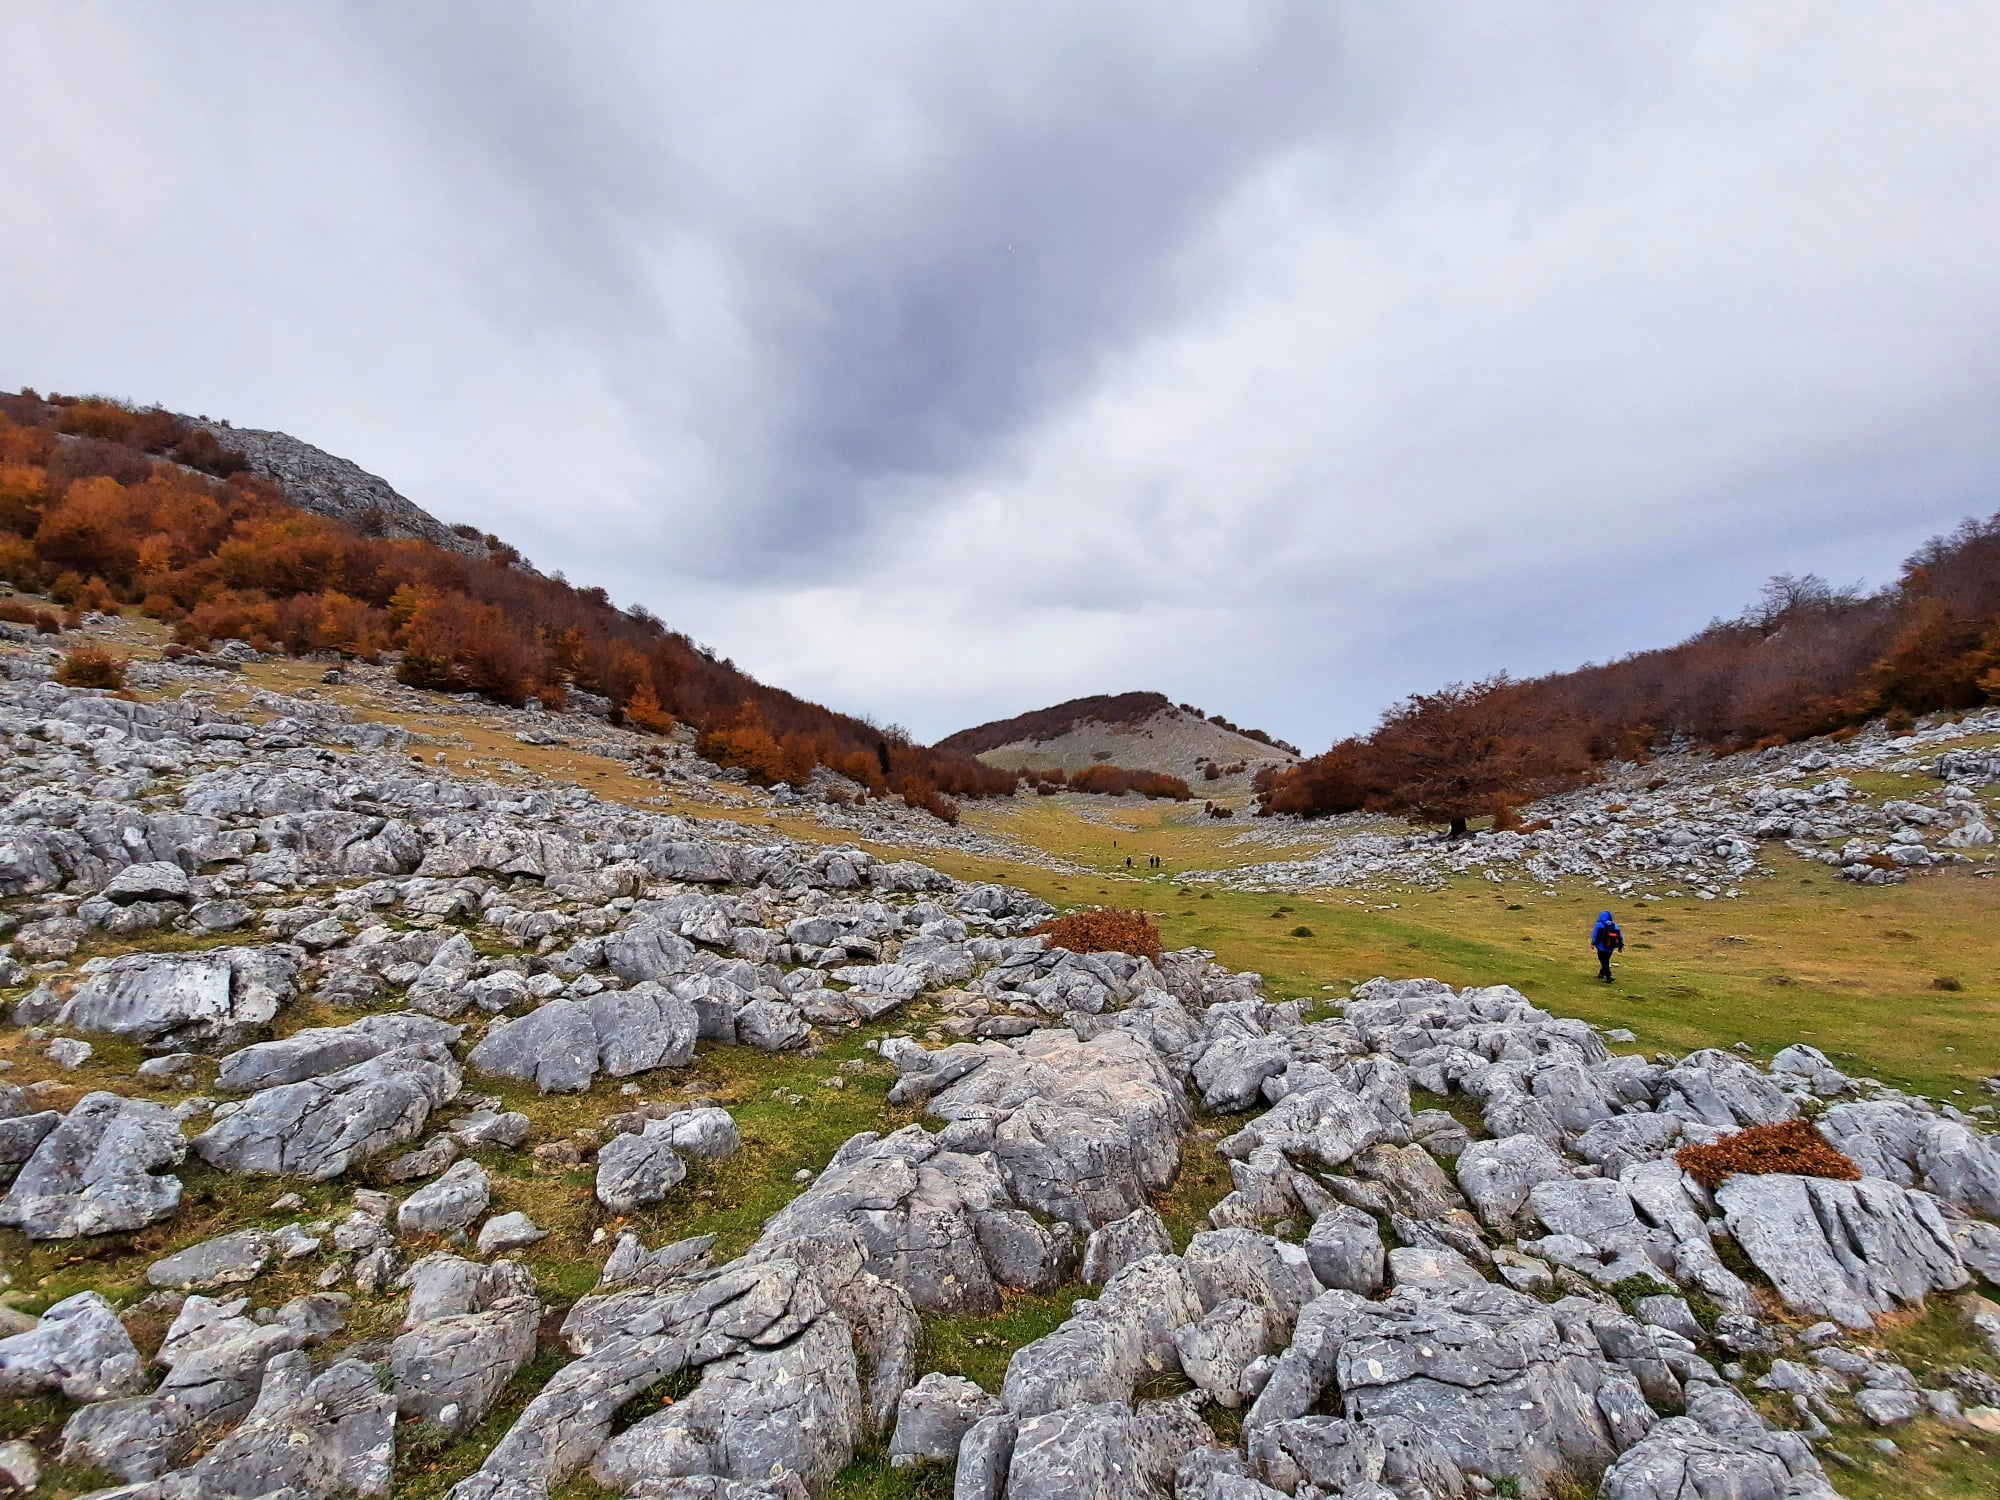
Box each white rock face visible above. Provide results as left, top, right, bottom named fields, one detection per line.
left=1715, top=1173, right=1969, bottom=1328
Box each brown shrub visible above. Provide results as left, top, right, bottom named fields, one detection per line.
left=1068, top=764, right=1193, bottom=800
left=893, top=776, right=960, bottom=825
left=1030, top=908, right=1163, bottom=964
left=168, top=426, right=249, bottom=477
left=1674, top=1119, right=1861, bottom=1193
left=54, top=644, right=127, bottom=690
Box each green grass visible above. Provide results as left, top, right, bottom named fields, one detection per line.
left=919, top=1287, right=1079, bottom=1394
left=826, top=1442, right=955, bottom=1500
left=927, top=805, right=2000, bottom=1100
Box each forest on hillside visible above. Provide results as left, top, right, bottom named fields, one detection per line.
left=0, top=390, right=1014, bottom=820
left=1257, top=519, right=2000, bottom=830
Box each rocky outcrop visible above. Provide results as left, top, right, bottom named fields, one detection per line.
left=0, top=1291, right=147, bottom=1402
left=393, top=1255, right=541, bottom=1434
left=59, top=947, right=298, bottom=1052
left=216, top=1012, right=461, bottom=1092
left=193, top=1043, right=462, bottom=1179
left=925, top=1028, right=1188, bottom=1230
left=0, top=1092, right=185, bottom=1238
left=469, top=983, right=699, bottom=1093
left=1716, top=1173, right=1969, bottom=1328
left=196, top=419, right=487, bottom=556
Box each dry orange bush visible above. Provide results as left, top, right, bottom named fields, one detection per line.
left=1674, top=1120, right=1862, bottom=1193
left=54, top=644, right=126, bottom=690
left=1030, top=908, right=1163, bottom=964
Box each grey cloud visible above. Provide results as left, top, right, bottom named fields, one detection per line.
left=4, top=3, right=2000, bottom=751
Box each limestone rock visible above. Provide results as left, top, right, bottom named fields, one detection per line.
left=595, top=1126, right=689, bottom=1212
left=1716, top=1173, right=1968, bottom=1328
left=1304, top=1205, right=1386, bottom=1296
left=890, top=1372, right=1001, bottom=1467
left=217, top=1012, right=461, bottom=1092
left=60, top=946, right=298, bottom=1052
left=0, top=1291, right=147, bottom=1401
left=0, top=1091, right=185, bottom=1239
left=193, top=1043, right=462, bottom=1180
left=1081, top=1205, right=1175, bottom=1286
left=1456, top=1133, right=1569, bottom=1230
left=148, top=1228, right=275, bottom=1289
left=399, top=1160, right=492, bottom=1236
left=652, top=1106, right=740, bottom=1160
left=479, top=1212, right=550, bottom=1254
left=589, top=1312, right=863, bottom=1496
left=394, top=1255, right=541, bottom=1435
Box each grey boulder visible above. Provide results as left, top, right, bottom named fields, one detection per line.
left=217, top=1012, right=461, bottom=1092
left=595, top=1126, right=688, bottom=1212
left=1716, top=1173, right=1968, bottom=1328
left=1599, top=1384, right=1834, bottom=1500
left=59, top=946, right=298, bottom=1052
left=193, top=1043, right=462, bottom=1180
left=166, top=1350, right=395, bottom=1499
left=399, top=1160, right=492, bottom=1236
left=589, top=1311, right=863, bottom=1496
left=1304, top=1205, right=1386, bottom=1296
left=1081, top=1205, right=1175, bottom=1286
left=393, top=1254, right=541, bottom=1435
left=0, top=1291, right=147, bottom=1401
left=889, top=1372, right=1001, bottom=1466
left=0, top=1091, right=185, bottom=1239
left=1456, top=1133, right=1569, bottom=1230
left=148, top=1228, right=274, bottom=1289
left=100, top=861, right=193, bottom=904
left=470, top=982, right=699, bottom=1094
left=652, top=1106, right=741, bottom=1160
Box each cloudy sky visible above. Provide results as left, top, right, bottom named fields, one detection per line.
left=6, top=4, right=2000, bottom=747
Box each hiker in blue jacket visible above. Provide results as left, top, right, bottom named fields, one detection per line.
left=1592, top=911, right=1624, bottom=982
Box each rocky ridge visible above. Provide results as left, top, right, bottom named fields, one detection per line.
left=1194, top=713, right=2000, bottom=898
left=0, top=663, right=1994, bottom=1499
left=191, top=422, right=490, bottom=558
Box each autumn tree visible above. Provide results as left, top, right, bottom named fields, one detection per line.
left=1363, top=678, right=1589, bottom=837
left=624, top=675, right=675, bottom=734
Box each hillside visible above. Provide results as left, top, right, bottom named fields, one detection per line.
left=941, top=691, right=1299, bottom=796
left=193, top=420, right=490, bottom=556
left=1259, top=521, right=2000, bottom=826
left=0, top=388, right=1012, bottom=817
left=1, top=389, right=1998, bottom=1500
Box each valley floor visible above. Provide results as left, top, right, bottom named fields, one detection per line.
left=1, top=606, right=1995, bottom=1500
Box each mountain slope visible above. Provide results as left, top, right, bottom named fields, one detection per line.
left=941, top=692, right=1297, bottom=794
left=0, top=387, right=1012, bottom=815
left=194, top=421, right=488, bottom=556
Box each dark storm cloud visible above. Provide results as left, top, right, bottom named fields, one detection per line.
left=4, top=4, right=2000, bottom=749
left=320, top=4, right=1355, bottom=572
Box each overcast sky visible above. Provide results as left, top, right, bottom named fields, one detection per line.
left=7, top=4, right=2000, bottom=747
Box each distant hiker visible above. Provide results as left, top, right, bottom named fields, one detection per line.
left=1125, top=856, right=1133, bottom=869
left=1592, top=911, right=1624, bottom=982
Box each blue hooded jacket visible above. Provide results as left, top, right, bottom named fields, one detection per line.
left=1592, top=911, right=1621, bottom=951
